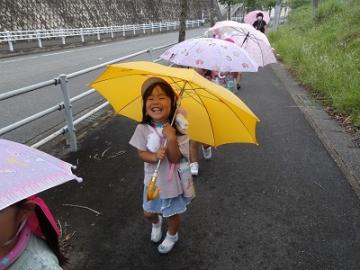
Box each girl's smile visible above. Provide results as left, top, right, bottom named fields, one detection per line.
left=146, top=86, right=171, bottom=122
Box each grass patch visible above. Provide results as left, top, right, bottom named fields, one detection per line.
left=269, top=0, right=360, bottom=127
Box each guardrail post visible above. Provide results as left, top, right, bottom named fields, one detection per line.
left=151, top=23, right=154, bottom=33
left=6, top=31, right=14, bottom=52
left=143, top=24, right=146, bottom=34
left=36, top=31, right=42, bottom=48
left=198, top=20, right=200, bottom=27
left=58, top=74, right=77, bottom=152
left=97, top=28, right=101, bottom=40
left=80, top=28, right=85, bottom=42
left=166, top=22, right=169, bottom=31
left=61, top=36, right=66, bottom=45
left=147, top=48, right=154, bottom=60
left=159, top=22, right=162, bottom=32
left=133, top=25, right=136, bottom=36
left=123, top=26, right=126, bottom=37
left=110, top=26, right=114, bottom=38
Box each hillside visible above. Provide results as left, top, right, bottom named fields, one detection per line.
left=270, top=0, right=360, bottom=127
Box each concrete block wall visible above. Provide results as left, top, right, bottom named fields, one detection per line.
left=0, top=0, right=215, bottom=31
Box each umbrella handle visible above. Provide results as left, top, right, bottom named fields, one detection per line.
left=147, top=173, right=160, bottom=201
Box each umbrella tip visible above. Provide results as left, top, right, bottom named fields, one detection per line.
left=74, top=176, right=83, bottom=183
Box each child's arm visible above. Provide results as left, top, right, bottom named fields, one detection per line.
left=162, top=123, right=182, bottom=163
left=138, top=148, right=166, bottom=164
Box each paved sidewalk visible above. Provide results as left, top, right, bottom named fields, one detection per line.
left=43, top=64, right=360, bottom=270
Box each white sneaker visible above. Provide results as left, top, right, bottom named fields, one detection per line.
left=151, top=215, right=163, bottom=243
left=158, top=232, right=178, bottom=254
left=190, top=162, right=199, bottom=176
left=201, top=146, right=212, bottom=160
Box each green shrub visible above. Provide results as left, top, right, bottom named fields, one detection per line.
left=270, top=0, right=360, bottom=126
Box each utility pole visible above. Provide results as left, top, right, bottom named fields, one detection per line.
left=227, top=3, right=231, bottom=20
left=209, top=0, right=215, bottom=27
left=312, top=0, right=319, bottom=17
left=273, top=0, right=282, bottom=31
left=178, top=0, right=188, bottom=42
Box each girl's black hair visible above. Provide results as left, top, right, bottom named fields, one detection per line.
left=141, top=82, right=183, bottom=135
left=203, top=69, right=212, bottom=78
left=257, top=12, right=264, bottom=18
left=16, top=200, right=68, bottom=266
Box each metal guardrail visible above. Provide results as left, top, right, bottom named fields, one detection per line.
left=0, top=20, right=205, bottom=52
left=0, top=42, right=177, bottom=151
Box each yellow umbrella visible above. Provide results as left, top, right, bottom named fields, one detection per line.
left=90, top=61, right=260, bottom=147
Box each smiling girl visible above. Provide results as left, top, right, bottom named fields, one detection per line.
left=129, top=77, right=194, bottom=254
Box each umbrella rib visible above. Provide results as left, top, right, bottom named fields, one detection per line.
left=190, top=89, right=217, bottom=146
left=195, top=87, right=257, bottom=142
left=185, top=88, right=222, bottom=103
left=231, top=33, right=267, bottom=66
left=250, top=35, right=266, bottom=66
left=219, top=100, right=256, bottom=141
left=118, top=94, right=142, bottom=115
left=168, top=77, right=188, bottom=93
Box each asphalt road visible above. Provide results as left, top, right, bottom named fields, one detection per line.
left=43, top=64, right=360, bottom=270
left=0, top=28, right=205, bottom=144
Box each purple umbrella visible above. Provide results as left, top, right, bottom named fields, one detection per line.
left=0, top=139, right=82, bottom=210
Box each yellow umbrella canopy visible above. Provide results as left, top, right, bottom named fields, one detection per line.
left=90, top=61, right=260, bottom=146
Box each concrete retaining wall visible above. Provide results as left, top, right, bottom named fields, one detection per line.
left=0, top=0, right=214, bottom=31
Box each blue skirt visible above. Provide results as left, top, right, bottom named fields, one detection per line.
left=142, top=186, right=192, bottom=218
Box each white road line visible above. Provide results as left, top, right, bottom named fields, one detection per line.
left=0, top=56, right=39, bottom=64
left=41, top=50, right=73, bottom=57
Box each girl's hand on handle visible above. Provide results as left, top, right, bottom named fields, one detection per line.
left=155, top=147, right=166, bottom=161
left=162, top=123, right=182, bottom=163
left=162, top=123, right=177, bottom=142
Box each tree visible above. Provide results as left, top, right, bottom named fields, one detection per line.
left=178, top=0, right=188, bottom=42
left=209, top=0, right=216, bottom=26
left=219, top=0, right=240, bottom=20
left=265, top=0, right=277, bottom=14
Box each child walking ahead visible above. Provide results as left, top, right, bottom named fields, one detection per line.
left=0, top=197, right=66, bottom=269
left=129, top=77, right=194, bottom=254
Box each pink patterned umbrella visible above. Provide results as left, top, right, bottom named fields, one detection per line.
left=160, top=38, right=258, bottom=73
left=207, top=22, right=276, bottom=67
left=244, top=10, right=270, bottom=25
left=208, top=21, right=271, bottom=46
left=0, top=139, right=82, bottom=210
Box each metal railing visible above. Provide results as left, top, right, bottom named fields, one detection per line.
left=0, top=20, right=205, bottom=52
left=0, top=42, right=175, bottom=151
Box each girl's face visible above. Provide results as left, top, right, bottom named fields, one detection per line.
left=0, top=206, right=20, bottom=247
left=145, top=86, right=172, bottom=123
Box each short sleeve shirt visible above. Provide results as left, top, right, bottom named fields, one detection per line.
left=9, top=234, right=62, bottom=270
left=129, top=124, right=190, bottom=199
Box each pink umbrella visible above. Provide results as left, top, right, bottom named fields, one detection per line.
left=228, top=35, right=276, bottom=67
left=160, top=38, right=258, bottom=73
left=0, top=139, right=82, bottom=210
left=207, top=21, right=271, bottom=46
left=207, top=22, right=276, bottom=66
left=244, top=10, right=270, bottom=25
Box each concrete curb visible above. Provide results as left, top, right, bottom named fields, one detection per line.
left=270, top=62, right=360, bottom=198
